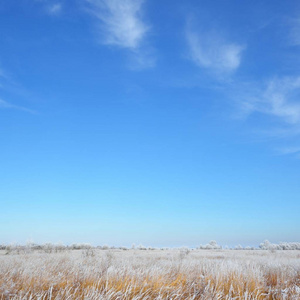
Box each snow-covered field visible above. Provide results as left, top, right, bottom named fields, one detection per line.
left=0, top=249, right=299, bottom=299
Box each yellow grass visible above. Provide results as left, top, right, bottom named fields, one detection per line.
left=0, top=249, right=299, bottom=299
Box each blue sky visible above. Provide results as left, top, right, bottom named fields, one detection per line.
left=0, top=0, right=300, bottom=247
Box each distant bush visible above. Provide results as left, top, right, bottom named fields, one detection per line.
left=198, top=240, right=222, bottom=250
left=70, top=243, right=92, bottom=250
left=259, top=240, right=300, bottom=250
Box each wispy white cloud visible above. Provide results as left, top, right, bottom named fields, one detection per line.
left=47, top=3, right=63, bottom=16
left=229, top=76, right=300, bottom=156
left=33, top=0, right=63, bottom=16
left=85, top=0, right=154, bottom=68
left=86, top=0, right=149, bottom=50
left=241, top=77, right=300, bottom=125
left=186, top=28, right=245, bottom=74
left=0, top=99, right=36, bottom=114
left=182, top=14, right=300, bottom=157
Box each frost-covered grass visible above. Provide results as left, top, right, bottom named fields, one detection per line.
left=0, top=249, right=299, bottom=299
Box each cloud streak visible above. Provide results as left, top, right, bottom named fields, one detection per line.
left=0, top=99, right=36, bottom=114
left=277, top=146, right=300, bottom=155
left=186, top=28, right=244, bottom=74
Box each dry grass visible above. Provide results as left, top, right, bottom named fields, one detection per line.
left=0, top=249, right=299, bottom=299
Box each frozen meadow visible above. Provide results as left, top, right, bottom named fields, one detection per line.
left=0, top=247, right=300, bottom=299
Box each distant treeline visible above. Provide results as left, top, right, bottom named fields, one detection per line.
left=1, top=240, right=299, bottom=254
left=197, top=240, right=300, bottom=250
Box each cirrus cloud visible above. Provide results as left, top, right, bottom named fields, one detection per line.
left=241, top=77, right=300, bottom=126
left=186, top=27, right=245, bottom=74
left=85, top=0, right=149, bottom=50
left=85, top=0, right=155, bottom=69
